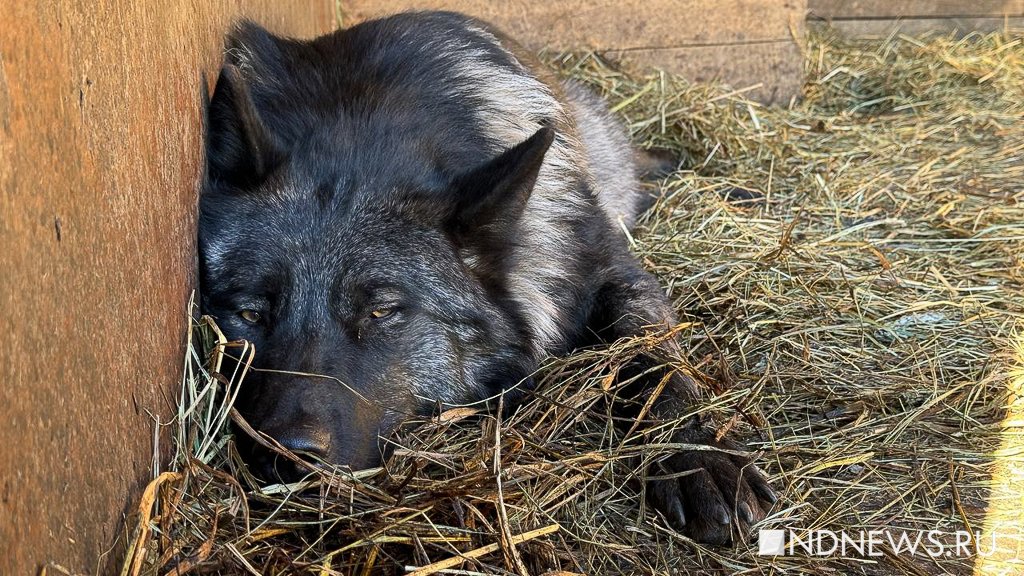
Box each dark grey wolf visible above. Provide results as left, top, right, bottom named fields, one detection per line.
left=198, top=11, right=773, bottom=544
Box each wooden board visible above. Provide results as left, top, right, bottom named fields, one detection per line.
left=606, top=41, right=806, bottom=105
left=0, top=2, right=331, bottom=574
left=810, top=0, right=1024, bottom=18
left=811, top=17, right=1024, bottom=37
left=340, top=0, right=808, bottom=104
left=809, top=0, right=1024, bottom=36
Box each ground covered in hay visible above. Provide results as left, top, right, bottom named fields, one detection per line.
left=121, top=31, right=1024, bottom=575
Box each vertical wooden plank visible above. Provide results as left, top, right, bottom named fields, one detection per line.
left=0, top=2, right=331, bottom=574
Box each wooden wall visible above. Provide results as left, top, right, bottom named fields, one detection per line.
left=809, top=0, right=1024, bottom=36
left=0, top=2, right=331, bottom=574
left=341, top=0, right=808, bottom=104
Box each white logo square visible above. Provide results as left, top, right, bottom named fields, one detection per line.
left=759, top=529, right=786, bottom=555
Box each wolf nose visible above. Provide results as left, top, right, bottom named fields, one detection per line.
left=256, top=426, right=331, bottom=483
left=277, top=426, right=331, bottom=463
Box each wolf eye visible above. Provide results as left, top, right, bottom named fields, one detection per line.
left=370, top=307, right=394, bottom=320
left=239, top=309, right=262, bottom=324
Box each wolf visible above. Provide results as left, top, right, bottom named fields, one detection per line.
left=198, top=11, right=774, bottom=544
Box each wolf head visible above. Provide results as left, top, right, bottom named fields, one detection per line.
left=198, top=19, right=555, bottom=476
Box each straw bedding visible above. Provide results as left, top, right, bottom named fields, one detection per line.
left=119, top=30, right=1024, bottom=576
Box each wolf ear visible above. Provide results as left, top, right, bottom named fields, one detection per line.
left=205, top=63, right=280, bottom=188
left=225, top=20, right=283, bottom=77
left=206, top=21, right=287, bottom=188
left=446, top=126, right=555, bottom=241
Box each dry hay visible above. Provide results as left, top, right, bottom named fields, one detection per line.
left=120, top=30, right=1024, bottom=576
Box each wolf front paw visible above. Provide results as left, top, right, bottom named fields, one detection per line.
left=647, top=435, right=775, bottom=545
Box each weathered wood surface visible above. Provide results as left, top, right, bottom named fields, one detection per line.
left=809, top=0, right=1024, bottom=36
left=341, top=0, right=808, bottom=103
left=811, top=0, right=1024, bottom=18
left=812, top=17, right=1024, bottom=37
left=0, top=2, right=331, bottom=574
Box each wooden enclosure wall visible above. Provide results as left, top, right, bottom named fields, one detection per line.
left=341, top=0, right=808, bottom=104
left=809, top=0, right=1024, bottom=36
left=0, top=2, right=331, bottom=574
